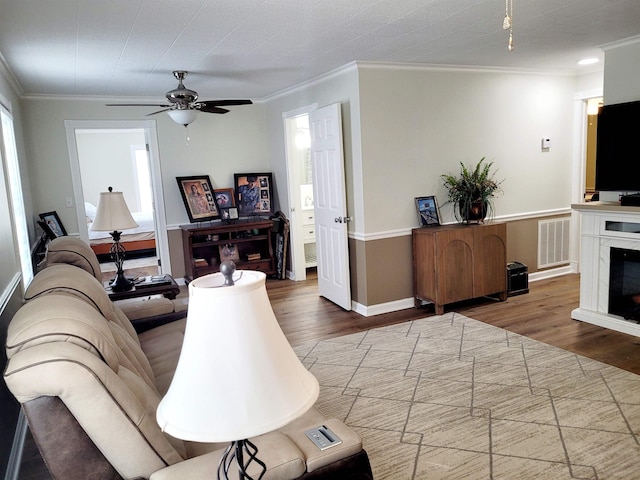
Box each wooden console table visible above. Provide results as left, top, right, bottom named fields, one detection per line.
left=181, top=219, right=275, bottom=282
left=412, top=223, right=507, bottom=314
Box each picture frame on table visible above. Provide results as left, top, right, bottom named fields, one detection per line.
left=219, top=243, right=240, bottom=262
left=220, top=207, right=239, bottom=223
left=38, top=211, right=67, bottom=239
left=213, top=188, right=236, bottom=210
left=176, top=175, right=220, bottom=223
left=415, top=196, right=441, bottom=226
left=234, top=173, right=274, bottom=216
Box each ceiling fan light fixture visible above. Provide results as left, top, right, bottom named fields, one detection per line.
left=167, top=108, right=198, bottom=126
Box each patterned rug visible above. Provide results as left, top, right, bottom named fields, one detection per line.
left=293, top=312, right=640, bottom=479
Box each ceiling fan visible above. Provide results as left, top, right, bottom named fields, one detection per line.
left=106, top=71, right=252, bottom=126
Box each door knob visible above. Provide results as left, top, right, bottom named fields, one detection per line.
left=334, top=216, right=352, bottom=223
left=334, top=217, right=342, bottom=223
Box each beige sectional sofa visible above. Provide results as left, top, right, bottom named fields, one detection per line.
left=3, top=237, right=373, bottom=479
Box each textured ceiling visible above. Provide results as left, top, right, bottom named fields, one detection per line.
left=0, top=0, right=638, bottom=102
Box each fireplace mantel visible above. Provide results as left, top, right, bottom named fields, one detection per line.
left=572, top=202, right=640, bottom=337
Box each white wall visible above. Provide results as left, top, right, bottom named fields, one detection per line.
left=357, top=66, right=577, bottom=231
left=76, top=129, right=145, bottom=210
left=263, top=64, right=362, bottom=231
left=21, top=98, right=269, bottom=232
left=602, top=37, right=640, bottom=104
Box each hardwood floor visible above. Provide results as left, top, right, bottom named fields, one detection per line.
left=16, top=272, right=640, bottom=479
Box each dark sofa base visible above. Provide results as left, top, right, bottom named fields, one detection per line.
left=24, top=397, right=374, bottom=480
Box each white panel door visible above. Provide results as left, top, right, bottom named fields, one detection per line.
left=310, top=103, right=351, bottom=310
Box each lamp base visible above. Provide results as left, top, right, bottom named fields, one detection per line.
left=110, top=270, right=135, bottom=292
left=218, top=439, right=266, bottom=480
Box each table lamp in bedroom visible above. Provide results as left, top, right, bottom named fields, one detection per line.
left=90, top=187, right=139, bottom=292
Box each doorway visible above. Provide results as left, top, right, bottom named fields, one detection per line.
left=65, top=120, right=171, bottom=280
left=284, top=106, right=317, bottom=281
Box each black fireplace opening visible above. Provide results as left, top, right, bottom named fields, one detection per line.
left=609, top=247, right=640, bottom=321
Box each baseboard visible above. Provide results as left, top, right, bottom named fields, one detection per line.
left=352, top=297, right=416, bottom=317
left=528, top=265, right=575, bottom=282
left=4, top=410, right=27, bottom=480
left=352, top=266, right=576, bottom=317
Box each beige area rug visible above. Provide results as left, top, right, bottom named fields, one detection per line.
left=293, top=312, right=640, bottom=480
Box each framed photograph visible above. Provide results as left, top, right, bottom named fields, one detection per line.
left=415, top=196, right=441, bottom=226
left=219, top=243, right=240, bottom=262
left=234, top=173, right=274, bottom=216
left=38, top=211, right=67, bottom=238
left=220, top=207, right=239, bottom=222
left=213, top=188, right=236, bottom=209
left=176, top=175, right=220, bottom=223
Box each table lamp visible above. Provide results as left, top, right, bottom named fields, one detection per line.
left=90, top=187, right=139, bottom=292
left=156, top=262, right=319, bottom=479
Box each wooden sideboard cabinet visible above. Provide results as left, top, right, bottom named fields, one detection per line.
left=412, top=223, right=507, bottom=314
left=181, top=219, right=275, bottom=282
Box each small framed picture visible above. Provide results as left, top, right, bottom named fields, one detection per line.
left=234, top=173, right=274, bottom=216
left=38, top=211, right=67, bottom=238
left=176, top=175, right=220, bottom=223
left=415, top=196, right=441, bottom=226
left=220, top=207, right=239, bottom=222
left=219, top=243, right=240, bottom=262
left=213, top=188, right=236, bottom=210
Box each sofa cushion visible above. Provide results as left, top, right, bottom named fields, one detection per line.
left=44, top=236, right=103, bottom=281
left=25, top=263, right=139, bottom=343
left=280, top=408, right=363, bottom=473
left=4, top=342, right=187, bottom=478
left=5, top=294, right=120, bottom=371
left=150, top=431, right=306, bottom=480
left=116, top=296, right=175, bottom=320
left=138, top=319, right=187, bottom=396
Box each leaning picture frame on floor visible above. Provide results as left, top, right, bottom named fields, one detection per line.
left=176, top=175, right=220, bottom=223
left=38, top=211, right=67, bottom=238
left=415, top=196, right=440, bottom=226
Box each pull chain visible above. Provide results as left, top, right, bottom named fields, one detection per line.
left=503, top=0, right=514, bottom=51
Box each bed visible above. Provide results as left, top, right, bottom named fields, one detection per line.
left=85, top=202, right=156, bottom=258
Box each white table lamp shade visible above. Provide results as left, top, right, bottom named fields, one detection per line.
left=156, top=270, right=320, bottom=442
left=90, top=190, right=139, bottom=231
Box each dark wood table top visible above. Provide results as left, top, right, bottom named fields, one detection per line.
left=105, top=274, right=180, bottom=301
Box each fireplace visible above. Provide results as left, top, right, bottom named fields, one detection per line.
left=572, top=202, right=640, bottom=337
left=609, top=247, right=640, bottom=321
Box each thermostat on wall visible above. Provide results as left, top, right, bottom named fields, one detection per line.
left=541, top=138, right=551, bottom=150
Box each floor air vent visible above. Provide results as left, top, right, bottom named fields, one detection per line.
left=538, top=217, right=570, bottom=268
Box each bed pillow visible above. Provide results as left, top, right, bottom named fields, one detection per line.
left=85, top=202, right=97, bottom=225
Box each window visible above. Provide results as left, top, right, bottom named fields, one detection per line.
left=1, top=99, right=32, bottom=287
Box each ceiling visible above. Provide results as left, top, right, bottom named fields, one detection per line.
left=0, top=0, right=639, bottom=102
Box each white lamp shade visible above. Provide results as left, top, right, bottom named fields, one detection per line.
left=167, top=108, right=198, bottom=126
left=156, top=270, right=319, bottom=442
left=90, top=190, right=139, bottom=232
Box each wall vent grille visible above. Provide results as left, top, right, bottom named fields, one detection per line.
left=538, top=217, right=571, bottom=268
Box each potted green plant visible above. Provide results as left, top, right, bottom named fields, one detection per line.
left=441, top=157, right=503, bottom=224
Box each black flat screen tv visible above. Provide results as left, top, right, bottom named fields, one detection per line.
left=595, top=99, right=640, bottom=192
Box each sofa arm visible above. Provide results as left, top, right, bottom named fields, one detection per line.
left=149, top=432, right=306, bottom=480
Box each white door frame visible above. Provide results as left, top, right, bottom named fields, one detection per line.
left=283, top=104, right=317, bottom=281
left=64, top=119, right=172, bottom=274
left=570, top=88, right=602, bottom=273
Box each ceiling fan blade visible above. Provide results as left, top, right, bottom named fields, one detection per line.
left=106, top=103, right=172, bottom=107
left=198, top=99, right=253, bottom=107
left=146, top=107, right=175, bottom=116
left=197, top=104, right=229, bottom=114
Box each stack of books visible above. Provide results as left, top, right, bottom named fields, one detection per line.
left=246, top=253, right=261, bottom=261
left=135, top=275, right=171, bottom=288
left=194, top=258, right=208, bottom=268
